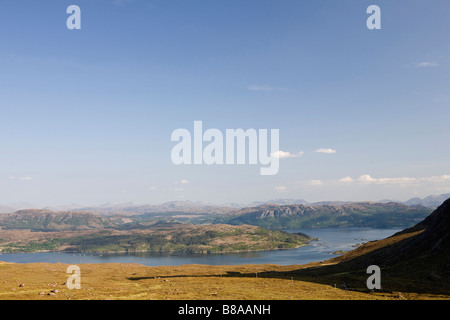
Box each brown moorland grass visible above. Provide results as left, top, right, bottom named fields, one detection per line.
left=0, top=261, right=448, bottom=300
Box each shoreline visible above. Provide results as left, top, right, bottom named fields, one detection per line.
left=0, top=242, right=310, bottom=256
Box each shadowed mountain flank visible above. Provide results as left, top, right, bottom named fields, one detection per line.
left=329, top=198, right=450, bottom=266
left=281, top=198, right=450, bottom=296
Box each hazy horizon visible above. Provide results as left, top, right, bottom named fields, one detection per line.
left=2, top=192, right=449, bottom=210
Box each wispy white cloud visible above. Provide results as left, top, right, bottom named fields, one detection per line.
left=174, top=179, right=189, bottom=185
left=298, top=174, right=450, bottom=189
left=333, top=174, right=450, bottom=186
left=270, top=150, right=304, bottom=159
left=308, top=180, right=323, bottom=186
left=413, top=61, right=439, bottom=68
left=9, top=176, right=32, bottom=181
left=355, top=174, right=426, bottom=185
left=274, top=186, right=287, bottom=192
left=315, top=148, right=337, bottom=154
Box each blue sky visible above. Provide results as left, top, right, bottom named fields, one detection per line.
left=0, top=0, right=450, bottom=206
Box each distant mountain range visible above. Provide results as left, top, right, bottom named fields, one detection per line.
left=211, top=202, right=433, bottom=229
left=223, top=199, right=309, bottom=208
left=0, top=201, right=436, bottom=232
left=402, top=193, right=450, bottom=208
left=0, top=197, right=440, bottom=236
left=224, top=194, right=450, bottom=210
left=72, top=201, right=236, bottom=216
left=252, top=194, right=450, bottom=209
left=0, top=193, right=447, bottom=222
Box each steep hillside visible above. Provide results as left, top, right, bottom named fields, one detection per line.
left=290, top=198, right=450, bottom=296
left=329, top=198, right=450, bottom=267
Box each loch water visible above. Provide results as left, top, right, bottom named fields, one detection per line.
left=0, top=227, right=401, bottom=266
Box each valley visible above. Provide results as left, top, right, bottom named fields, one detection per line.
left=0, top=201, right=432, bottom=254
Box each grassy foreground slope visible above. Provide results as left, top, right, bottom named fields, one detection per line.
left=0, top=262, right=396, bottom=300
left=1, top=260, right=448, bottom=300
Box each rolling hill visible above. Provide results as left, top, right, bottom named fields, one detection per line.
left=0, top=210, right=116, bottom=231
left=0, top=210, right=312, bottom=254
left=213, top=202, right=433, bottom=229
